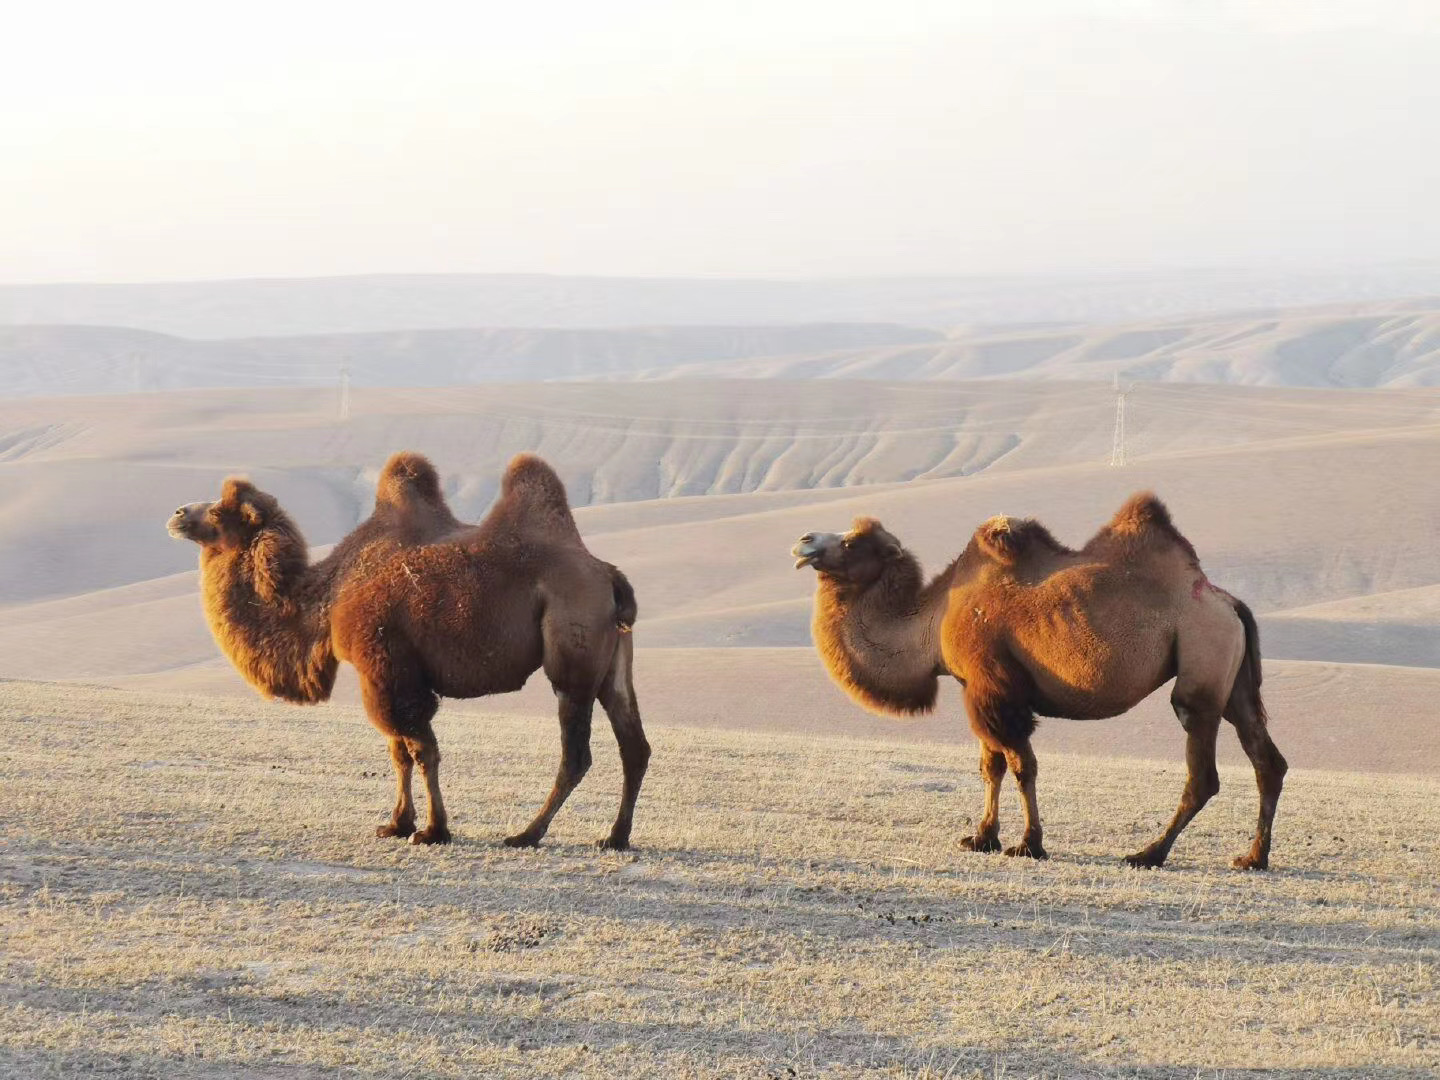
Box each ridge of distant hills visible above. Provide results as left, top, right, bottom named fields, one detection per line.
left=6, top=265, right=1440, bottom=337
left=0, top=323, right=940, bottom=397
left=6, top=295, right=1440, bottom=395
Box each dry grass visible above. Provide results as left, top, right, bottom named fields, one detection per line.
left=1, top=680, right=1436, bottom=1079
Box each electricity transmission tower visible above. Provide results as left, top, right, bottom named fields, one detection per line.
left=1109, top=373, right=1136, bottom=467
left=338, top=362, right=351, bottom=422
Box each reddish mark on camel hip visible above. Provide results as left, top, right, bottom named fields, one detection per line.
left=1191, top=577, right=1210, bottom=600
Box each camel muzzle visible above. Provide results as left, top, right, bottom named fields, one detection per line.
left=167, top=502, right=210, bottom=541
left=792, top=532, right=839, bottom=570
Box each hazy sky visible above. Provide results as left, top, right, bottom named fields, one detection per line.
left=4, top=0, right=1439, bottom=283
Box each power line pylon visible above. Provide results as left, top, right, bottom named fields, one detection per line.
left=1110, top=372, right=1136, bottom=467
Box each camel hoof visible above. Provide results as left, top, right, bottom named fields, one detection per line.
left=376, top=823, right=415, bottom=839
left=960, top=833, right=1001, bottom=853
left=504, top=832, right=542, bottom=849
left=408, top=826, right=451, bottom=846
left=1124, top=848, right=1167, bottom=869
left=1231, top=853, right=1269, bottom=871
left=597, top=834, right=631, bottom=851
left=1004, top=841, right=1048, bottom=860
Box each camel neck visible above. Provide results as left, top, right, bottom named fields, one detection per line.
left=199, top=547, right=338, bottom=704
left=811, top=554, right=948, bottom=716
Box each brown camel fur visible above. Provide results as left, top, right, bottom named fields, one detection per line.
left=168, top=451, right=649, bottom=849
left=792, top=494, right=1287, bottom=869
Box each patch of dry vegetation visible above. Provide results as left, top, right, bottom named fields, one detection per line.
left=1, top=680, right=1436, bottom=1079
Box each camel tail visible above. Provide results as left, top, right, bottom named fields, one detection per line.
left=1229, top=596, right=1269, bottom=726
left=610, top=566, right=638, bottom=631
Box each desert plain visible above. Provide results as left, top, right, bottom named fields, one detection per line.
left=2, top=280, right=1438, bottom=1077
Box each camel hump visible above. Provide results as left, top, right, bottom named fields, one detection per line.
left=376, top=452, right=445, bottom=509
left=498, top=453, right=582, bottom=541
left=1104, top=492, right=1200, bottom=563
left=974, top=515, right=1066, bottom=566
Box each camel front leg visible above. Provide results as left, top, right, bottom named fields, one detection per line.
left=405, top=732, right=451, bottom=845
left=964, top=688, right=1041, bottom=856
left=376, top=736, right=417, bottom=839
left=960, top=743, right=1006, bottom=853
left=505, top=691, right=594, bottom=848
left=1002, top=741, right=1047, bottom=859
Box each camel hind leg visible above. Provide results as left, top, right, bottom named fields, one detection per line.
left=506, top=611, right=609, bottom=849
left=505, top=689, right=594, bottom=848
left=1225, top=660, right=1287, bottom=871
left=596, top=632, right=650, bottom=851
left=1125, top=695, right=1220, bottom=868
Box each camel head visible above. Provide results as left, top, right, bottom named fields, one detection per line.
left=792, top=517, right=904, bottom=586
left=167, top=477, right=279, bottom=550
left=168, top=477, right=305, bottom=603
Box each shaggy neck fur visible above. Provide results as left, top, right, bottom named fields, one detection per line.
left=198, top=509, right=338, bottom=704
left=811, top=551, right=952, bottom=717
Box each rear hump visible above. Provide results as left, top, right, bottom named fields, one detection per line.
left=496, top=454, right=582, bottom=543
left=1093, top=492, right=1200, bottom=566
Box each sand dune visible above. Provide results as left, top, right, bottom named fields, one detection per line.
left=0, top=380, right=1436, bottom=710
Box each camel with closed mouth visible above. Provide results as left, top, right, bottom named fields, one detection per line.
left=168, top=452, right=649, bottom=849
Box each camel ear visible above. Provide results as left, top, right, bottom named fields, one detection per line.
left=240, top=501, right=264, bottom=527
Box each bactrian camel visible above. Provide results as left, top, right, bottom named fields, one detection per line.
left=169, top=452, right=649, bottom=849
left=792, top=494, right=1287, bottom=869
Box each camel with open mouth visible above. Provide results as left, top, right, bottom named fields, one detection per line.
left=792, top=494, right=1286, bottom=869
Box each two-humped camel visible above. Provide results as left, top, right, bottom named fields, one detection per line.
left=169, top=452, right=649, bottom=849
left=793, top=494, right=1287, bottom=869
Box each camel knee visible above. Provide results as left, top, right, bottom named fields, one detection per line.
left=572, top=746, right=593, bottom=778
left=979, top=748, right=1007, bottom=784
left=1191, top=766, right=1220, bottom=805
left=405, top=739, right=440, bottom=773
left=626, top=736, right=651, bottom=774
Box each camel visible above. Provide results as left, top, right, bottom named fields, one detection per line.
left=792, top=494, right=1287, bottom=869
left=168, top=451, right=650, bottom=849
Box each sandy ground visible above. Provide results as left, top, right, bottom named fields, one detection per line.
left=1, top=680, right=1436, bottom=1079
left=108, top=648, right=1440, bottom=777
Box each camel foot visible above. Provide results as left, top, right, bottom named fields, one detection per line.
left=960, top=832, right=1002, bottom=853
left=504, top=831, right=543, bottom=849
left=1231, top=852, right=1270, bottom=871
left=1004, top=839, right=1048, bottom=860
left=1124, top=845, right=1168, bottom=869
left=408, top=825, right=451, bottom=846
left=597, top=833, right=631, bottom=852
left=376, top=822, right=416, bottom=839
